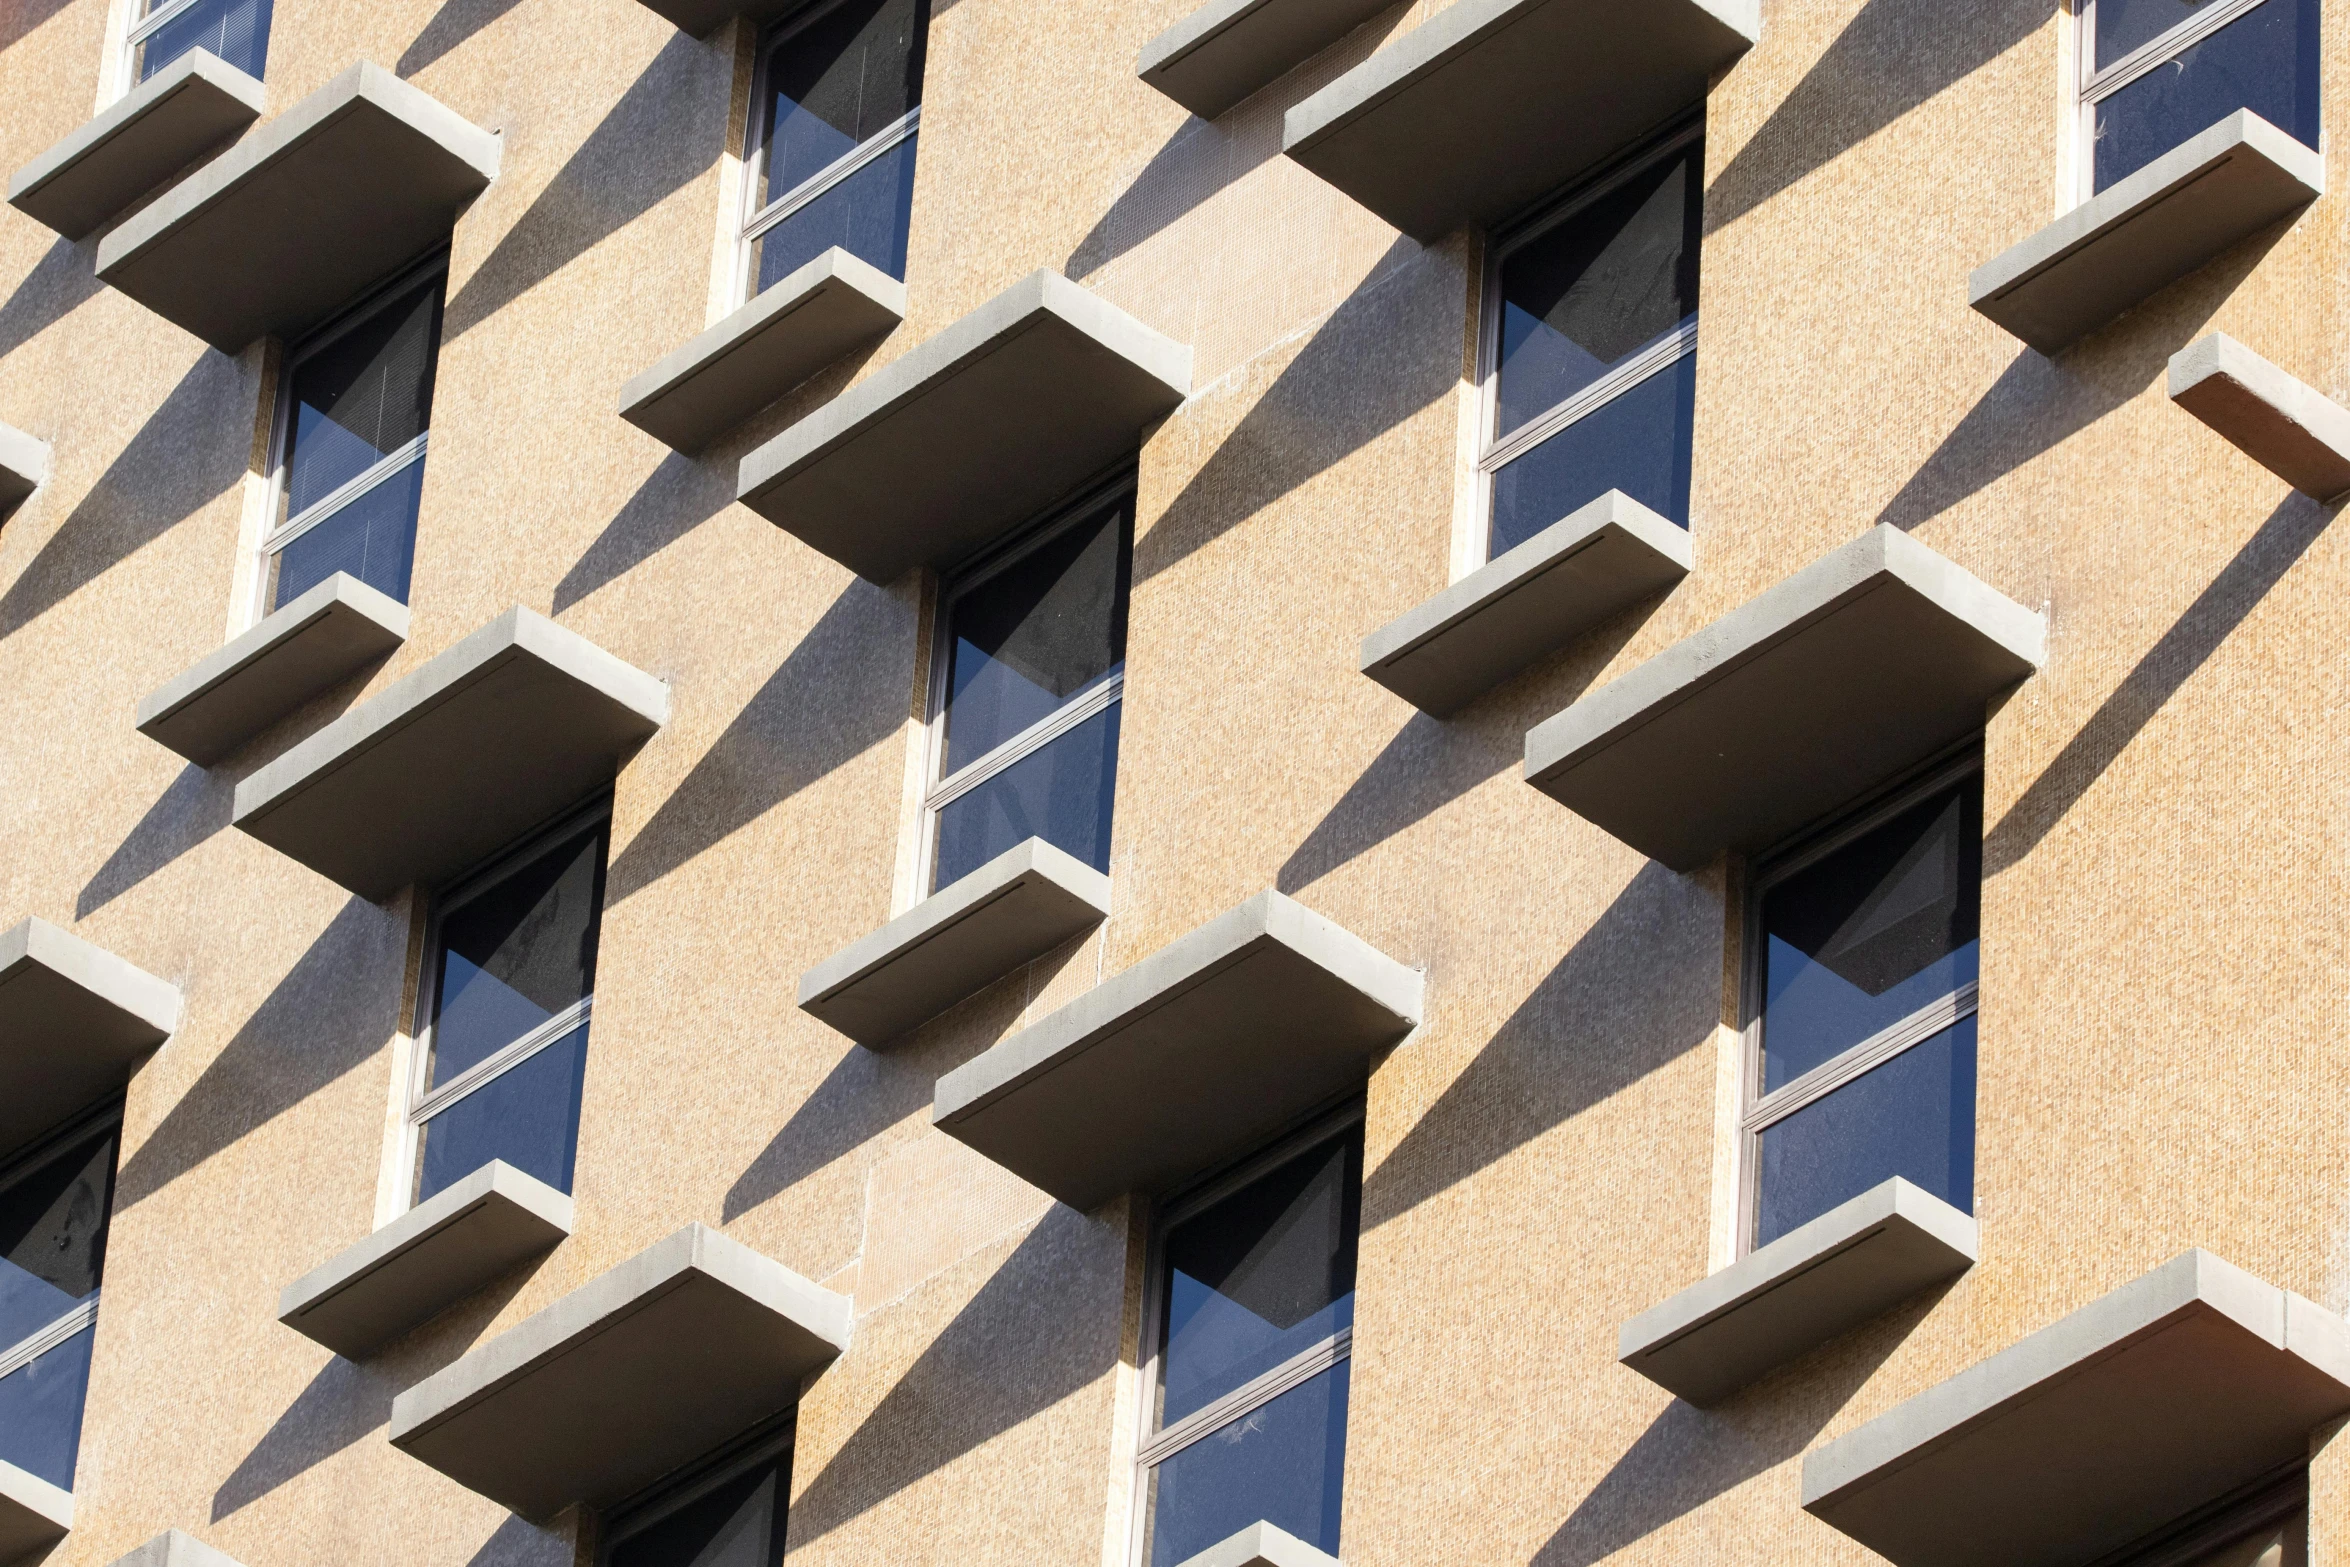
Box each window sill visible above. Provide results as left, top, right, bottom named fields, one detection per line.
left=0, top=419, right=48, bottom=519
left=6, top=49, right=263, bottom=243
left=1139, top=0, right=1397, bottom=121
left=0, top=1460, right=71, bottom=1562
left=0, top=917, right=180, bottom=1160
left=2169, top=332, right=2350, bottom=503
left=1969, top=111, right=2322, bottom=356
left=1177, top=1521, right=1343, bottom=1567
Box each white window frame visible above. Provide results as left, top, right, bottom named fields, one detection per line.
left=1734, top=748, right=1984, bottom=1257
left=599, top=1412, right=797, bottom=1567
left=0, top=1102, right=121, bottom=1401
left=1474, top=116, right=1703, bottom=564
left=2073, top=0, right=2299, bottom=205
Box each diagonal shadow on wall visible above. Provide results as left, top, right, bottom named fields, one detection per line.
left=0, top=0, right=76, bottom=54
left=0, top=237, right=105, bottom=364
left=212, top=1359, right=391, bottom=1519
left=723, top=1042, right=934, bottom=1221
left=1066, top=118, right=1278, bottom=282
left=553, top=451, right=737, bottom=611
left=399, top=0, right=531, bottom=75
left=78, top=764, right=232, bottom=917
left=463, top=1516, right=571, bottom=1567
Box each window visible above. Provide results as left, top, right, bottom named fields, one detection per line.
left=1478, top=122, right=1702, bottom=560
left=405, top=806, right=608, bottom=1209
left=602, top=1422, right=793, bottom=1567
left=922, top=476, right=1132, bottom=893
left=1740, top=753, right=1982, bottom=1251
left=0, top=1108, right=119, bottom=1496
left=1132, top=1112, right=1361, bottom=1567
left=123, top=0, right=272, bottom=87
left=260, top=261, right=446, bottom=617
left=2076, top=0, right=2320, bottom=197
left=737, top=0, right=930, bottom=303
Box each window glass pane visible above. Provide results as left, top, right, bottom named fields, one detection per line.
left=429, top=822, right=609, bottom=1090
left=943, top=497, right=1132, bottom=774
left=415, top=1022, right=590, bottom=1203
left=267, top=454, right=424, bottom=609
left=2092, top=0, right=2319, bottom=191
left=1160, top=1126, right=1362, bottom=1428
left=1760, top=774, right=1982, bottom=1093
left=136, top=0, right=272, bottom=82
left=610, top=1451, right=790, bottom=1567
left=1494, top=138, right=1701, bottom=440
left=1145, top=1361, right=1349, bottom=1567
left=759, top=0, right=928, bottom=204
left=932, top=702, right=1119, bottom=890
left=751, top=132, right=919, bottom=291
left=1754, top=1015, right=1976, bottom=1246
left=1488, top=349, right=1695, bottom=556
left=2097, top=0, right=2227, bottom=66
left=283, top=277, right=444, bottom=520
left=0, top=1128, right=117, bottom=1351
left=0, top=1323, right=96, bottom=1490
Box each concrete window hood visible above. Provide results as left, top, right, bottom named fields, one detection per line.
left=1801, top=1250, right=2350, bottom=1567
left=619, top=247, right=905, bottom=454
left=94, top=62, right=500, bottom=354
left=1361, top=489, right=1690, bottom=716
left=1970, top=112, right=2322, bottom=356
left=0, top=421, right=51, bottom=518
left=277, top=1161, right=572, bottom=1360
left=1522, top=525, right=2043, bottom=872
left=932, top=890, right=1421, bottom=1210
left=1177, top=1521, right=1344, bottom=1567
left=1618, top=1178, right=1976, bottom=1407
left=388, top=1223, right=852, bottom=1521
left=1282, top=0, right=1757, bottom=240
left=629, top=0, right=808, bottom=34
left=1139, top=0, right=1397, bottom=121
left=2168, top=333, right=2350, bottom=503
left=7, top=50, right=264, bottom=242
left=736, top=270, right=1191, bottom=584
left=799, top=837, right=1112, bottom=1047
left=230, top=606, right=668, bottom=902
left=136, top=572, right=409, bottom=767
left=106, top=1531, right=249, bottom=1567
left=0, top=1462, right=71, bottom=1563
left=0, top=916, right=181, bottom=1159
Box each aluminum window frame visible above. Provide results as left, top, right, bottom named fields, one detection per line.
left=597, top=1410, right=798, bottom=1567
left=0, top=1099, right=123, bottom=1391
left=2073, top=0, right=2300, bottom=205
left=117, top=0, right=267, bottom=98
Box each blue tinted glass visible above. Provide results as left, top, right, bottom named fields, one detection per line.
left=430, top=823, right=607, bottom=1088
left=1489, top=350, right=1695, bottom=556
left=760, top=0, right=927, bottom=199
left=2092, top=0, right=2319, bottom=191
left=269, top=456, right=424, bottom=609
left=1755, top=1016, right=1977, bottom=1246
left=0, top=1323, right=96, bottom=1490
left=933, top=702, right=1119, bottom=890
left=611, top=1452, right=788, bottom=1567
left=755, top=134, right=919, bottom=290
left=0, top=1129, right=114, bottom=1351
left=2098, top=0, right=2229, bottom=65
left=136, top=0, right=272, bottom=81
left=416, top=1024, right=590, bottom=1203
left=284, top=279, right=442, bottom=517
left=1147, top=1361, right=1349, bottom=1567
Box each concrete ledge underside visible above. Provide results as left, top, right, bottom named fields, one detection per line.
left=933, top=890, right=1421, bottom=1210
left=1139, top=0, right=1397, bottom=120
left=95, top=60, right=499, bottom=353
left=108, top=1530, right=249, bottom=1567
left=1361, top=490, right=1690, bottom=716
left=1282, top=0, right=1757, bottom=239
left=1801, top=1250, right=2350, bottom=1567
left=389, top=1223, right=851, bottom=1520
left=738, top=269, right=1190, bottom=583
left=0, top=421, right=50, bottom=514
left=1618, top=1179, right=1976, bottom=1407
left=619, top=247, right=904, bottom=453
left=0, top=916, right=180, bottom=1159
left=137, top=572, right=409, bottom=767
left=632, top=0, right=804, bottom=34
left=1969, top=111, right=2322, bottom=355
left=0, top=1458, right=71, bottom=1562
left=2169, top=333, right=2350, bottom=502
left=1523, top=524, right=2043, bottom=872
left=799, top=837, right=1111, bottom=1047
left=1176, top=1520, right=1343, bottom=1567
left=7, top=49, right=264, bottom=241
left=230, top=606, right=667, bottom=901
left=279, top=1161, right=572, bottom=1360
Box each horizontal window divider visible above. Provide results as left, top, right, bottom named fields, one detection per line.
left=1137, top=1326, right=1352, bottom=1468
left=1746, top=981, right=1981, bottom=1134
left=925, top=670, right=1123, bottom=814
left=2084, top=0, right=2277, bottom=101
left=127, top=0, right=201, bottom=45
left=412, top=995, right=592, bottom=1126
left=744, top=106, right=921, bottom=246
left=266, top=431, right=430, bottom=556
left=0, top=1293, right=100, bottom=1383
left=1482, top=319, right=1698, bottom=474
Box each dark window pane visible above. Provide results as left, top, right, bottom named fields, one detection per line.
left=430, top=822, right=608, bottom=1089
left=0, top=1129, right=117, bottom=1351
left=1494, top=138, right=1701, bottom=439
left=136, top=0, right=272, bottom=81
left=932, top=702, right=1119, bottom=890
left=759, top=0, right=928, bottom=202
left=1488, top=349, right=1694, bottom=555
left=1161, top=1127, right=1361, bottom=1427
left=0, top=1323, right=96, bottom=1490
left=284, top=277, right=443, bottom=519
left=610, top=1451, right=790, bottom=1567
left=1754, top=1016, right=1977, bottom=1246
left=752, top=132, right=920, bottom=290
left=944, top=498, right=1132, bottom=773
left=1760, top=775, right=1982, bottom=1091
left=2093, top=0, right=2319, bottom=191
left=2097, top=0, right=2227, bottom=66
left=416, top=1023, right=590, bottom=1202
left=1145, top=1361, right=1349, bottom=1567
left=267, top=454, right=424, bottom=609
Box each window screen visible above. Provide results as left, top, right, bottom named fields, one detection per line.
left=2084, top=0, right=2320, bottom=192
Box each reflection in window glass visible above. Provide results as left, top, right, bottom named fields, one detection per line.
left=753, top=134, right=919, bottom=293
left=1488, top=350, right=1696, bottom=555
left=2087, top=0, right=2319, bottom=191
left=1145, top=1362, right=1350, bottom=1567
left=0, top=1128, right=115, bottom=1351
left=608, top=1443, right=792, bottom=1567
left=416, top=1024, right=591, bottom=1202
left=0, top=1322, right=96, bottom=1490
left=134, top=0, right=272, bottom=83
left=932, top=703, right=1121, bottom=890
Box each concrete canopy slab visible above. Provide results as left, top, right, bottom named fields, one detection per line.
left=0, top=917, right=180, bottom=1159
left=1139, top=0, right=1398, bottom=120
left=1618, top=1178, right=1977, bottom=1407
left=1801, top=1250, right=2350, bottom=1567
left=136, top=572, right=409, bottom=767
left=1282, top=0, right=1757, bottom=240
left=631, top=0, right=806, bottom=34
left=278, top=1161, right=572, bottom=1361
left=1970, top=112, right=2322, bottom=355
left=7, top=49, right=264, bottom=242
left=2168, top=333, right=2350, bottom=503
left=933, top=891, right=1421, bottom=1210
left=799, top=837, right=1112, bottom=1047
left=737, top=270, right=1191, bottom=583
left=619, top=247, right=904, bottom=453
left=0, top=421, right=51, bottom=517
left=94, top=61, right=500, bottom=354
left=1523, top=525, right=2042, bottom=872
left=388, top=1223, right=851, bottom=1521
left=230, top=606, right=668, bottom=902
left=107, top=1530, right=248, bottom=1567
left=1175, top=1521, right=1343, bottom=1567
left=0, top=1459, right=71, bottom=1563
left=1361, top=490, right=1690, bottom=716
